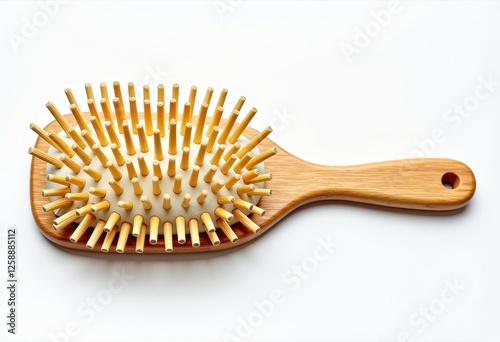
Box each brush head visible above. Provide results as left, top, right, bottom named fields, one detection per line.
left=29, top=82, right=276, bottom=253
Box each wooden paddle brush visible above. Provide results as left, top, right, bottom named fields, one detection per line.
left=29, top=82, right=476, bottom=254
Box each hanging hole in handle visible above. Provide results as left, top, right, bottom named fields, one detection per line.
left=441, top=172, right=461, bottom=190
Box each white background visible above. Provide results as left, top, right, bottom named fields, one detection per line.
left=1, top=1, right=499, bottom=341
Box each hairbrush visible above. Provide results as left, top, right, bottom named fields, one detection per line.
left=29, top=82, right=476, bottom=253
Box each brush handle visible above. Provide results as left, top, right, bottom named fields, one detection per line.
left=291, top=158, right=476, bottom=211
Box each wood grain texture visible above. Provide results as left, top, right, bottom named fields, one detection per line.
left=30, top=114, right=476, bottom=254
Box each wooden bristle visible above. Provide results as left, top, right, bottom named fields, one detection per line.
left=108, top=179, right=124, bottom=195
left=29, top=147, right=63, bottom=169
left=206, top=126, right=219, bottom=153
left=204, top=165, right=217, bottom=183
left=206, top=229, right=220, bottom=246
left=81, top=130, right=96, bottom=148
left=48, top=131, right=74, bottom=157
left=210, top=145, right=225, bottom=166
left=237, top=184, right=255, bottom=196
left=180, top=147, right=190, bottom=170
left=100, top=83, right=110, bottom=105
left=106, top=161, right=122, bottom=180
left=228, top=107, right=257, bottom=144
left=233, top=153, right=252, bottom=174
left=197, top=190, right=208, bottom=204
left=217, top=196, right=235, bottom=205
left=116, top=222, right=131, bottom=253
left=124, top=160, right=137, bottom=179
left=75, top=203, right=93, bottom=217
left=223, top=142, right=240, bottom=161
left=172, top=83, right=179, bottom=102
left=65, top=175, right=86, bottom=188
left=218, top=110, right=239, bottom=145
left=188, top=86, right=197, bottom=118
left=69, top=104, right=91, bottom=134
left=65, top=88, right=79, bottom=110
left=42, top=187, right=70, bottom=197
left=246, top=147, right=278, bottom=169
left=118, top=201, right=133, bottom=210
left=152, top=176, right=162, bottom=196
left=137, top=124, right=149, bottom=153
left=233, top=198, right=254, bottom=211
left=144, top=99, right=153, bottom=135
left=143, top=84, right=150, bottom=100
left=153, top=160, right=163, bottom=180
left=110, top=143, right=125, bottom=166
left=216, top=88, right=228, bottom=108
left=168, top=119, right=177, bottom=155
left=233, top=209, right=260, bottom=233
left=189, top=219, right=200, bottom=247
left=59, top=155, right=81, bottom=173
left=163, top=221, right=173, bottom=252
left=140, top=196, right=152, bottom=210
left=173, top=174, right=182, bottom=194
left=182, top=194, right=191, bottom=209
left=242, top=169, right=260, bottom=182
left=132, top=177, right=143, bottom=195
left=30, top=123, right=61, bottom=152
left=132, top=215, right=143, bottom=237
left=154, top=130, right=163, bottom=161
left=136, top=223, right=146, bottom=253
left=85, top=83, right=95, bottom=101
left=215, top=207, right=234, bottom=222
left=101, top=226, right=118, bottom=253
left=237, top=126, right=273, bottom=158
left=250, top=205, right=266, bottom=216
left=129, top=97, right=139, bottom=133
left=181, top=102, right=193, bottom=135
left=137, top=156, right=150, bottom=176
left=225, top=174, right=241, bottom=190
left=128, top=82, right=136, bottom=98
left=72, top=145, right=92, bottom=165
left=157, top=102, right=165, bottom=137
left=163, top=194, right=172, bottom=210
left=122, top=122, right=136, bottom=156
left=65, top=192, right=89, bottom=202
left=167, top=157, right=176, bottom=177
left=245, top=173, right=272, bottom=184
left=92, top=144, right=110, bottom=167
left=189, top=166, right=200, bottom=187
left=193, top=103, right=208, bottom=144
left=47, top=174, right=71, bottom=186
left=91, top=200, right=110, bottom=213
left=68, top=127, right=86, bottom=150
left=211, top=180, right=225, bottom=194
left=104, top=121, right=122, bottom=148
left=149, top=216, right=160, bottom=245
left=247, top=189, right=272, bottom=196
left=89, top=187, right=106, bottom=198
left=207, top=106, right=224, bottom=137
left=86, top=220, right=105, bottom=249
left=42, top=198, right=71, bottom=212
left=157, top=84, right=165, bottom=103
left=46, top=101, right=71, bottom=136
left=96, top=100, right=112, bottom=132
left=220, top=154, right=237, bottom=175
left=169, top=99, right=178, bottom=123
left=182, top=122, right=192, bottom=149
left=89, top=106, right=109, bottom=146
left=200, top=212, right=215, bottom=233
left=70, top=214, right=95, bottom=243
left=176, top=216, right=186, bottom=244
left=112, top=97, right=126, bottom=133
left=194, top=143, right=207, bottom=167
left=216, top=218, right=238, bottom=243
